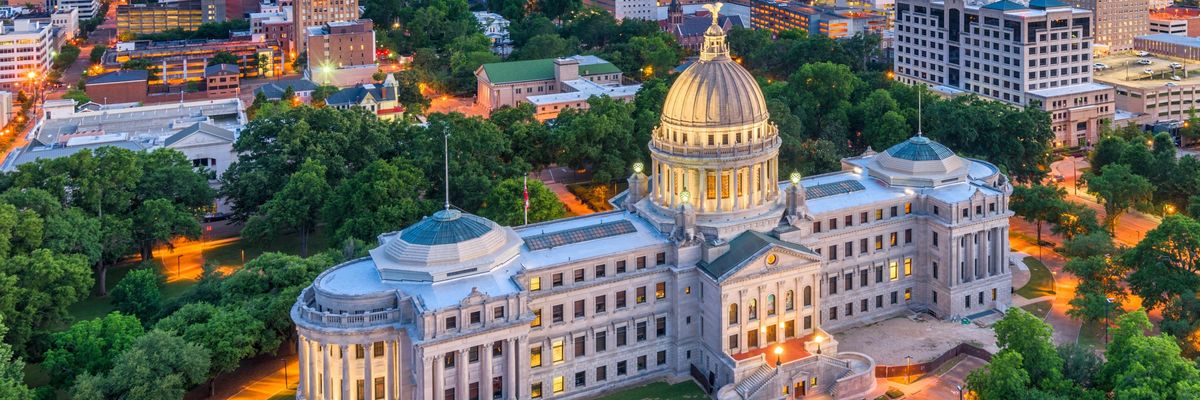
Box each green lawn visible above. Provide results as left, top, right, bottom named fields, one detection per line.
left=1016, top=256, right=1056, bottom=299
left=267, top=389, right=298, bottom=400
left=1021, top=300, right=1053, bottom=319
left=595, top=381, right=708, bottom=400
left=1079, top=318, right=1108, bottom=350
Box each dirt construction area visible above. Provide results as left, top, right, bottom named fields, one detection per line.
left=835, top=316, right=999, bottom=364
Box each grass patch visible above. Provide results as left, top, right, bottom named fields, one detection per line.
left=1015, top=256, right=1056, bottom=299
left=1021, top=300, right=1053, bottom=319
left=886, top=387, right=905, bottom=398
left=594, top=381, right=707, bottom=400
left=267, top=389, right=297, bottom=400
left=1079, top=318, right=1108, bottom=350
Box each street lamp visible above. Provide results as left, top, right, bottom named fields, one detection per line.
left=773, top=346, right=782, bottom=367
left=956, top=384, right=964, bottom=400
left=813, top=334, right=824, bottom=355
left=905, top=355, right=913, bottom=384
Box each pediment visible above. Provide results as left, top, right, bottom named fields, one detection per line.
left=719, top=244, right=821, bottom=283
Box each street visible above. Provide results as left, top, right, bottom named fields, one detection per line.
left=1048, top=157, right=1161, bottom=246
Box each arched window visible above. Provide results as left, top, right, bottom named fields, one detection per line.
left=803, top=286, right=813, bottom=307
left=729, top=303, right=739, bottom=325
left=748, top=299, right=758, bottom=320
left=785, top=290, right=794, bottom=311
left=767, top=294, right=776, bottom=316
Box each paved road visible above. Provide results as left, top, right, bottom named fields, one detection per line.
left=1049, top=157, right=1161, bottom=246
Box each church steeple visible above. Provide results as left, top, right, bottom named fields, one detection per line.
left=667, top=0, right=684, bottom=27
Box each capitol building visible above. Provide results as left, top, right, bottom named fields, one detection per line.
left=289, top=7, right=1015, bottom=400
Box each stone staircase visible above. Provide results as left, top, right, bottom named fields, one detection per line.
left=735, top=365, right=776, bottom=398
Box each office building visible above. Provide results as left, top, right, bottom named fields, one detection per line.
left=290, top=16, right=1015, bottom=400
left=586, top=0, right=657, bottom=20
left=103, top=37, right=285, bottom=86
left=116, top=0, right=229, bottom=37
left=204, top=63, right=240, bottom=97
left=51, top=7, right=78, bottom=40
left=1070, top=0, right=1148, bottom=52
left=52, top=0, right=99, bottom=20
left=894, top=0, right=1114, bottom=147
left=305, top=19, right=375, bottom=86
left=750, top=0, right=886, bottom=39
left=251, top=7, right=293, bottom=50
left=0, top=20, right=53, bottom=91
left=292, top=0, right=359, bottom=54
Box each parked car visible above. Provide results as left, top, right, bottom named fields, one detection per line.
left=1094, top=62, right=1108, bottom=70
left=1137, top=51, right=1151, bottom=57
left=1137, top=59, right=1153, bottom=65
left=1172, top=75, right=1182, bottom=81
left=1166, top=82, right=1179, bottom=87
left=1144, top=68, right=1154, bottom=74
left=1170, top=62, right=1183, bottom=69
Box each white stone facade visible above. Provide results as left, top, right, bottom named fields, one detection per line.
left=291, top=11, right=1014, bottom=400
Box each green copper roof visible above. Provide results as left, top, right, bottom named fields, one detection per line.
left=981, top=0, right=1025, bottom=10
left=480, top=58, right=622, bottom=84
left=1028, top=0, right=1067, bottom=8
left=884, top=136, right=956, bottom=161
left=399, top=210, right=494, bottom=245
left=699, top=231, right=815, bottom=280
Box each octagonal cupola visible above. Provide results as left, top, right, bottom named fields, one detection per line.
left=866, top=136, right=969, bottom=188
left=368, top=209, right=523, bottom=282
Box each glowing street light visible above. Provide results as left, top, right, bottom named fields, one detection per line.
left=813, top=334, right=824, bottom=354
left=773, top=346, right=783, bottom=366
left=1165, top=204, right=1176, bottom=215
left=632, top=162, right=644, bottom=174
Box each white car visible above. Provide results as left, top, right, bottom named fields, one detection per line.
left=1173, top=75, right=1182, bottom=81
left=1137, top=51, right=1151, bottom=57
left=1166, top=82, right=1179, bottom=87
left=1137, top=59, right=1153, bottom=65
left=1094, top=63, right=1108, bottom=70
left=1144, top=68, right=1154, bottom=74
left=1171, top=62, right=1183, bottom=69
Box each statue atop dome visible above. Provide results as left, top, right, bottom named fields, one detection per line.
left=702, top=2, right=723, bottom=26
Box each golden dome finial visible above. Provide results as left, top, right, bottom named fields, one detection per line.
left=702, top=2, right=723, bottom=26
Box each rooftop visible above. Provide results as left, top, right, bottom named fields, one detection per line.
left=525, top=79, right=642, bottom=105
left=33, top=99, right=244, bottom=148
left=1026, top=82, right=1113, bottom=98
left=699, top=230, right=816, bottom=280
left=1093, top=52, right=1200, bottom=89
left=479, top=55, right=622, bottom=84
left=87, top=70, right=148, bottom=85
left=204, top=63, right=239, bottom=76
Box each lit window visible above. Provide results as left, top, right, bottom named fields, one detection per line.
left=655, top=282, right=666, bottom=299
left=531, top=346, right=542, bottom=367
left=905, top=202, right=912, bottom=214
left=904, top=258, right=912, bottom=276
left=530, top=277, right=541, bottom=291
left=552, top=339, right=564, bottom=363
left=905, top=288, right=912, bottom=301
left=531, top=383, right=542, bottom=398
left=531, top=309, right=541, bottom=327
left=552, top=376, right=564, bottom=393
left=889, top=261, right=898, bottom=281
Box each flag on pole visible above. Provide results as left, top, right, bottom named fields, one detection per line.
left=523, top=175, right=530, bottom=225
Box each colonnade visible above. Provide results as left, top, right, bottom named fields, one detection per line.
left=651, top=158, right=778, bottom=212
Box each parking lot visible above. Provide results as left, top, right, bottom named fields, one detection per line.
left=1094, top=52, right=1200, bottom=88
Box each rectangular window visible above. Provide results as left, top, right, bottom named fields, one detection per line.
left=552, top=376, right=564, bottom=393
left=616, top=291, right=627, bottom=308
left=532, top=309, right=542, bottom=327
left=933, top=232, right=939, bottom=246
left=637, top=256, right=647, bottom=270
left=596, top=331, right=607, bottom=352
left=617, top=260, right=627, bottom=273
left=595, top=264, right=606, bottom=278
left=829, top=245, right=838, bottom=260
left=860, top=211, right=868, bottom=224
left=470, top=311, right=481, bottom=325
left=891, top=291, right=898, bottom=304
left=813, top=221, right=822, bottom=233
left=876, top=295, right=883, bottom=308
left=530, top=277, right=541, bottom=291
left=889, top=232, right=898, bottom=246
left=597, top=366, right=607, bottom=381
left=861, top=299, right=868, bottom=312
left=933, top=291, right=939, bottom=304
left=595, top=295, right=606, bottom=313
left=860, top=269, right=868, bottom=287
left=845, top=215, right=853, bottom=227
left=551, top=340, right=564, bottom=363
left=992, top=288, right=997, bottom=301
left=844, top=272, right=853, bottom=291
left=637, top=287, right=647, bottom=303
left=829, top=218, right=838, bottom=230
left=575, top=371, right=585, bottom=388
left=905, top=229, right=912, bottom=244
left=574, top=300, right=585, bottom=318
left=904, top=258, right=912, bottom=276
left=637, top=355, right=648, bottom=371
left=531, top=383, right=542, bottom=399
left=905, top=288, right=912, bottom=301
left=875, top=236, right=883, bottom=250
left=494, top=306, right=505, bottom=321
left=656, top=252, right=666, bottom=265
left=531, top=346, right=542, bottom=367
left=729, top=334, right=739, bottom=349
left=845, top=241, right=853, bottom=256
left=636, top=321, right=647, bottom=341
left=829, top=276, right=838, bottom=294
left=905, top=203, right=912, bottom=214
left=552, top=273, right=563, bottom=287
left=657, top=350, right=667, bottom=365
left=617, top=361, right=627, bottom=376
left=574, top=335, right=585, bottom=357
left=875, top=209, right=883, bottom=220
left=446, top=316, right=457, bottom=330
left=655, top=282, right=666, bottom=299
left=617, top=326, right=628, bottom=346
left=890, top=206, right=898, bottom=217
left=656, top=316, right=667, bottom=337
left=860, top=238, right=868, bottom=254
left=552, top=305, right=563, bottom=323
left=875, top=265, right=883, bottom=283
left=804, top=315, right=812, bottom=329
left=829, top=306, right=838, bottom=320
left=889, top=261, right=899, bottom=281
left=933, top=262, right=939, bottom=279
left=574, top=269, right=584, bottom=283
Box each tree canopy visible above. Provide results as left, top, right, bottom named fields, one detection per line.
left=478, top=178, right=566, bottom=225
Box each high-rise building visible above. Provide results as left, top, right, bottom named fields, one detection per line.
left=1070, top=0, right=1148, bottom=52
left=115, top=0, right=228, bottom=37
left=291, top=0, right=359, bottom=55
left=0, top=20, right=53, bottom=91
left=51, top=0, right=99, bottom=20
left=305, top=19, right=376, bottom=86
left=289, top=14, right=1015, bottom=400
left=894, top=0, right=1115, bottom=147
left=750, top=0, right=886, bottom=39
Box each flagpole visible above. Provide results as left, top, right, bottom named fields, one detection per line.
left=523, top=175, right=529, bottom=225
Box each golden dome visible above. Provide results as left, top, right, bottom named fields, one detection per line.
left=660, top=57, right=769, bottom=129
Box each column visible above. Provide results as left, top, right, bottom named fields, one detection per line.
left=510, top=338, right=523, bottom=399
left=732, top=167, right=740, bottom=210
left=750, top=162, right=759, bottom=206
left=323, top=344, right=331, bottom=400
left=653, top=161, right=661, bottom=201
left=341, top=345, right=351, bottom=400
left=699, top=168, right=708, bottom=212
left=948, top=236, right=957, bottom=287
left=433, top=355, right=444, bottom=400
left=364, top=342, right=374, bottom=400
left=385, top=341, right=395, bottom=400
left=502, top=339, right=512, bottom=399
left=481, top=342, right=493, bottom=400
left=298, top=338, right=309, bottom=399
left=456, top=349, right=468, bottom=400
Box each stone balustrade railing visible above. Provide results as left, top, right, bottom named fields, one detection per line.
left=651, top=135, right=781, bottom=158
left=294, top=288, right=404, bottom=328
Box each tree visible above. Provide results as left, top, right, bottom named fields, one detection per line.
left=311, top=85, right=339, bottom=106
left=992, top=308, right=1065, bottom=389
left=1057, top=343, right=1102, bottom=388
left=1051, top=202, right=1101, bottom=240
left=1122, top=215, right=1200, bottom=311
left=1090, top=135, right=1127, bottom=175
left=244, top=160, right=330, bottom=257
left=447, top=34, right=500, bottom=95
left=0, top=249, right=93, bottom=355
left=0, top=316, right=31, bottom=400
left=491, top=103, right=557, bottom=170
left=155, top=303, right=276, bottom=378
left=89, top=45, right=107, bottom=64
left=110, top=268, right=163, bottom=323
left=73, top=329, right=211, bottom=400
left=1010, top=185, right=1067, bottom=247
left=322, top=159, right=434, bottom=244
left=42, top=312, right=144, bottom=386
left=63, top=88, right=90, bottom=104
left=1100, top=309, right=1200, bottom=397
left=1064, top=256, right=1127, bottom=322
left=966, top=351, right=1031, bottom=399
left=553, top=95, right=639, bottom=183
left=131, top=198, right=201, bottom=262
left=207, top=51, right=238, bottom=66
left=52, top=44, right=81, bottom=70
left=479, top=178, right=565, bottom=225
left=511, top=34, right=579, bottom=60
left=1059, top=231, right=1115, bottom=259
left=1086, top=163, right=1153, bottom=231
